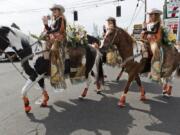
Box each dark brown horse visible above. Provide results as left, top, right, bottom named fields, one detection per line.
left=102, top=26, right=180, bottom=107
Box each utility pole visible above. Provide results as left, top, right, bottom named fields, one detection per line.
left=163, top=0, right=167, bottom=19
left=178, top=1, right=180, bottom=43
left=144, top=0, right=147, bottom=22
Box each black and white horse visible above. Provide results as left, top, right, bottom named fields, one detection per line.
left=0, top=26, right=104, bottom=113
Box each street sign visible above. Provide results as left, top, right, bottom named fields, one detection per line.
left=164, top=18, right=179, bottom=31
left=132, top=24, right=143, bottom=40
left=167, top=0, right=180, bottom=18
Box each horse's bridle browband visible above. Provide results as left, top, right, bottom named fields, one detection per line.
left=0, top=34, right=42, bottom=60
left=0, top=34, right=46, bottom=80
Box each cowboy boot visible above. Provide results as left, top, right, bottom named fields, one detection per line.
left=23, top=97, right=31, bottom=113
left=118, top=95, right=126, bottom=108
left=41, top=90, right=49, bottom=107
left=140, top=86, right=146, bottom=101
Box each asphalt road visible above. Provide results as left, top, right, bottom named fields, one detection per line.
left=0, top=63, right=180, bottom=135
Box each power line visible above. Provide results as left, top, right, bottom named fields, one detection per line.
left=69, top=0, right=118, bottom=9
left=0, top=8, right=47, bottom=14
left=127, top=0, right=142, bottom=30
left=0, top=0, right=118, bottom=14
left=71, top=0, right=108, bottom=6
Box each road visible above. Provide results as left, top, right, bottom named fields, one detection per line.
left=0, top=63, right=180, bottom=135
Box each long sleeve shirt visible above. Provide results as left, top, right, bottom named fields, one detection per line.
left=44, top=17, right=66, bottom=34
left=143, top=22, right=160, bottom=35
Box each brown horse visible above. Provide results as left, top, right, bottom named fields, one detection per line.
left=102, top=26, right=180, bottom=107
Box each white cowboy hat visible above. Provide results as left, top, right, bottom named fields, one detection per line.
left=50, top=4, right=65, bottom=13
left=147, top=8, right=162, bottom=15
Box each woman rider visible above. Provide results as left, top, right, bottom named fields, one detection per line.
left=42, top=4, right=67, bottom=88
left=141, top=8, right=163, bottom=81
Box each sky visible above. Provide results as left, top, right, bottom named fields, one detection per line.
left=0, top=0, right=165, bottom=35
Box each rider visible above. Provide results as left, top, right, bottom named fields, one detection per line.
left=42, top=4, right=67, bottom=88
left=106, top=17, right=117, bottom=29
left=141, top=8, right=163, bottom=81
left=101, top=17, right=117, bottom=62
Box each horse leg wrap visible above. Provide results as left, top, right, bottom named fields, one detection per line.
left=23, top=97, right=31, bottom=113
left=118, top=95, right=126, bottom=108
left=140, top=87, right=146, bottom=101
left=41, top=90, right=49, bottom=107
left=166, top=85, right=172, bottom=96
left=81, top=88, right=88, bottom=98
left=162, top=84, right=168, bottom=95
left=96, top=82, right=102, bottom=94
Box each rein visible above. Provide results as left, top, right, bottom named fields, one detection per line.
left=0, top=35, right=45, bottom=80
left=106, top=28, right=146, bottom=67
left=108, top=28, right=118, bottom=47
left=0, top=34, right=43, bottom=61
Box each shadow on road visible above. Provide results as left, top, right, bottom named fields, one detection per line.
left=143, top=96, right=180, bottom=135
left=126, top=96, right=180, bottom=135
left=104, top=79, right=162, bottom=95
left=27, top=96, right=135, bottom=135
left=26, top=79, right=180, bottom=135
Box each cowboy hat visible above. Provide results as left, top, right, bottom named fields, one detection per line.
left=50, top=4, right=65, bottom=13
left=147, top=8, right=162, bottom=15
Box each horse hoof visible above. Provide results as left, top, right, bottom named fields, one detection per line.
left=78, top=96, right=85, bottom=100
left=140, top=96, right=146, bottom=101
left=116, top=77, right=120, bottom=81
left=140, top=96, right=147, bottom=101
left=166, top=90, right=172, bottom=96
left=118, top=102, right=125, bottom=108
left=40, top=102, right=48, bottom=107
left=97, top=90, right=102, bottom=95
left=162, top=93, right=170, bottom=98
left=25, top=106, right=31, bottom=113
left=118, top=95, right=126, bottom=108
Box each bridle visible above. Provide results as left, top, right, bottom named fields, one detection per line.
left=0, top=34, right=42, bottom=58
left=105, top=28, right=119, bottom=47
left=104, top=27, right=147, bottom=68
left=0, top=34, right=46, bottom=80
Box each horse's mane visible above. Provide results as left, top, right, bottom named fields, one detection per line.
left=87, top=34, right=100, bottom=45
left=0, top=26, right=16, bottom=36
left=117, top=27, right=134, bottom=44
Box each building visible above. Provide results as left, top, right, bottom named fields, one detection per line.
left=164, top=0, right=180, bottom=35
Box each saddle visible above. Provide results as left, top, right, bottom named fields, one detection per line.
left=65, top=46, right=86, bottom=83
left=140, top=41, right=175, bottom=78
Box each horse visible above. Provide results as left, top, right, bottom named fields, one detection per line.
left=0, top=26, right=103, bottom=113
left=102, top=26, right=180, bottom=107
